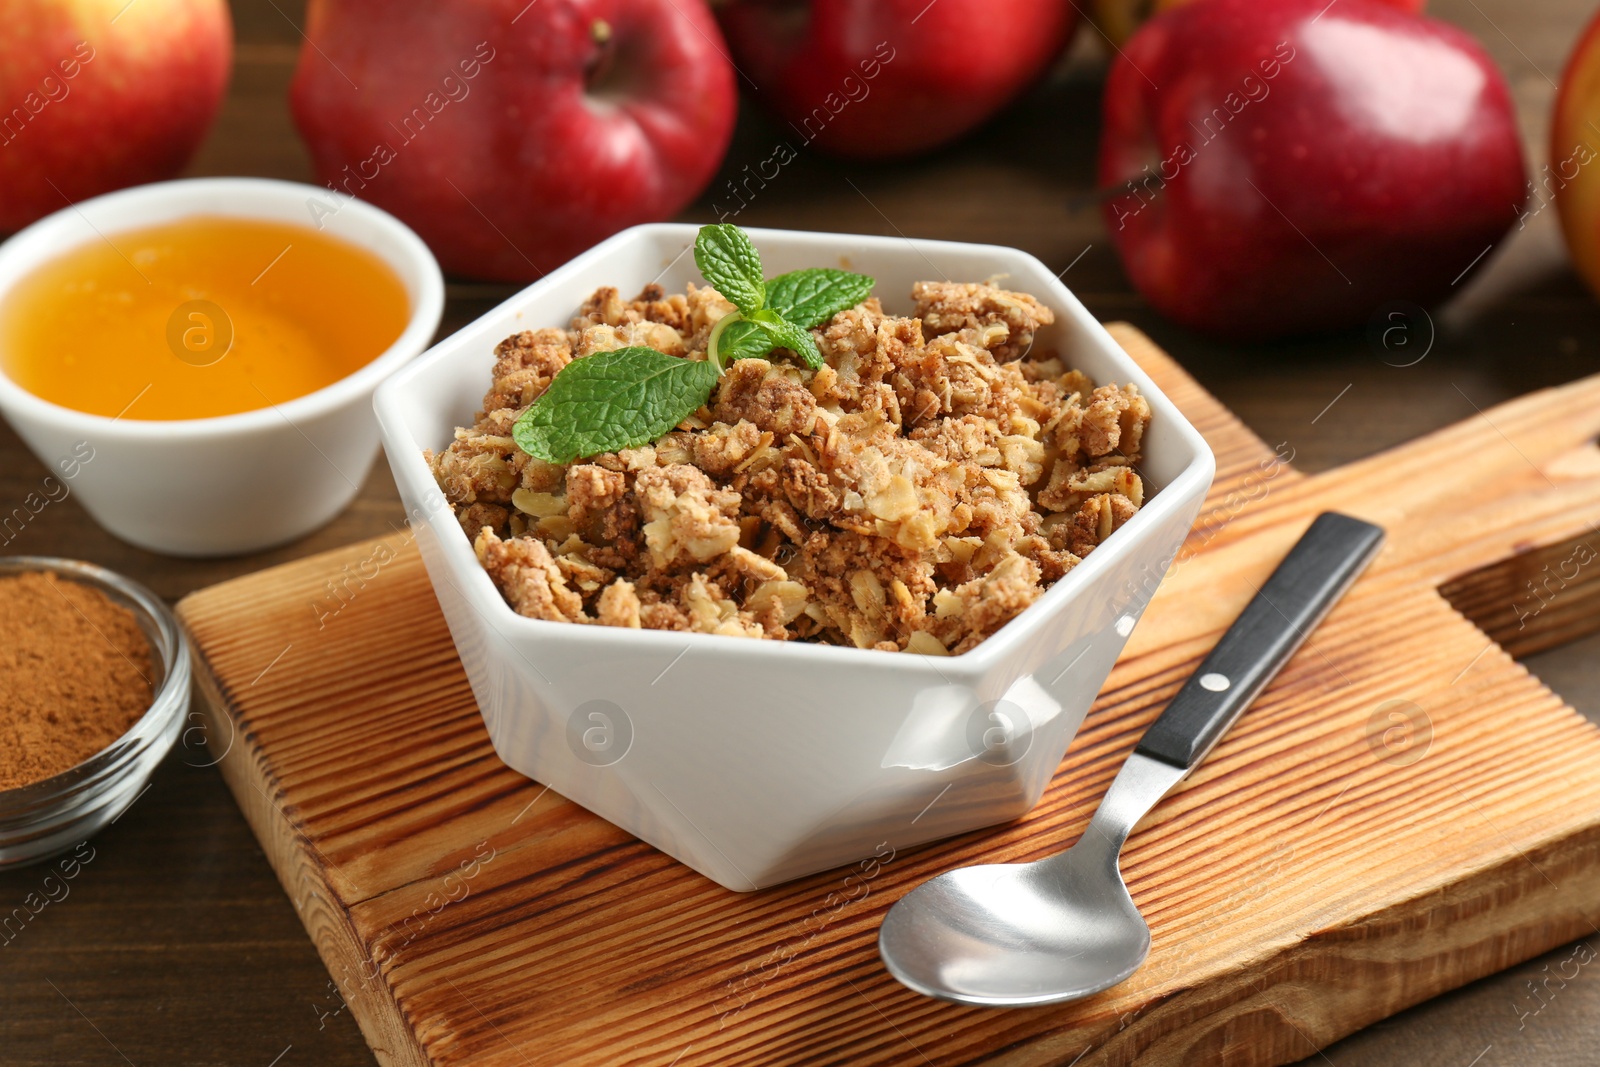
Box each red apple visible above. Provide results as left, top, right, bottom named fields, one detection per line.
left=1099, top=0, right=1525, bottom=341
left=1552, top=9, right=1600, bottom=301
left=1088, top=0, right=1424, bottom=49
left=291, top=0, right=737, bottom=282
left=717, top=0, right=1074, bottom=160
left=0, top=0, right=232, bottom=233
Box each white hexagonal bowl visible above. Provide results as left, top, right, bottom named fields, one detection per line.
left=373, top=223, right=1215, bottom=891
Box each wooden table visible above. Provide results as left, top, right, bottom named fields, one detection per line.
left=3, top=2, right=1597, bottom=1064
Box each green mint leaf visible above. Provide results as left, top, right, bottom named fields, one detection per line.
left=512, top=347, right=718, bottom=464
left=765, top=268, right=875, bottom=328
left=755, top=318, right=824, bottom=369
left=694, top=224, right=766, bottom=314
left=717, top=317, right=776, bottom=363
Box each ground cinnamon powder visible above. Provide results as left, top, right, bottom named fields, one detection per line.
left=0, top=571, right=155, bottom=790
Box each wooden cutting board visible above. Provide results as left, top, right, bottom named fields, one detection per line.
left=177, top=324, right=1600, bottom=1067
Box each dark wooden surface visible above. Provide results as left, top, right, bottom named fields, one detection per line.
left=2, top=2, right=1597, bottom=1065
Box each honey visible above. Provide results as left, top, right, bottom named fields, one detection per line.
left=0, top=216, right=411, bottom=420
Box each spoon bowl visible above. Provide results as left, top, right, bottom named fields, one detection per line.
left=880, top=755, right=1182, bottom=1007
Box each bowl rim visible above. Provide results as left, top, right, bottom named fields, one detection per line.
left=0, top=176, right=445, bottom=439
left=0, top=556, right=189, bottom=809
left=375, top=222, right=1216, bottom=677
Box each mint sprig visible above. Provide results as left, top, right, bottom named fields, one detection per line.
left=710, top=269, right=871, bottom=364
left=512, top=347, right=718, bottom=464
left=766, top=268, right=876, bottom=328
left=715, top=318, right=777, bottom=363
left=695, top=228, right=873, bottom=371
left=759, top=316, right=824, bottom=368
left=694, top=224, right=766, bottom=315
left=511, top=225, right=874, bottom=464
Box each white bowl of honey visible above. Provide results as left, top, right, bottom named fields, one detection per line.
left=0, top=177, right=444, bottom=556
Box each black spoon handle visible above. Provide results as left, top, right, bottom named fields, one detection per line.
left=1134, top=512, right=1386, bottom=771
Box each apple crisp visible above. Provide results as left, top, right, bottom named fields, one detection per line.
left=428, top=280, right=1151, bottom=654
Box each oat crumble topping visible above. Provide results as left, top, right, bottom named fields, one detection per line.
left=428, top=279, right=1152, bottom=654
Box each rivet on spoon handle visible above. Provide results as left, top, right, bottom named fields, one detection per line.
left=1135, top=511, right=1386, bottom=773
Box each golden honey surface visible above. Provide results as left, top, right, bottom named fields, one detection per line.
left=0, top=216, right=411, bottom=420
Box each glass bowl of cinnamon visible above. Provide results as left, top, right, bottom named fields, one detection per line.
left=0, top=556, right=189, bottom=868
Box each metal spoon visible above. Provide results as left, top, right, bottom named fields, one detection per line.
left=879, top=512, right=1386, bottom=1007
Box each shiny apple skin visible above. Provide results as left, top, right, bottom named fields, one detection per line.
left=1098, top=0, right=1526, bottom=341
left=290, top=0, right=737, bottom=282
left=1091, top=0, right=1425, bottom=49
left=1552, top=8, right=1600, bottom=300
left=0, top=0, right=233, bottom=233
left=718, top=0, right=1073, bottom=161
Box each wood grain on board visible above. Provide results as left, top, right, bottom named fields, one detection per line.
left=176, top=324, right=1600, bottom=1067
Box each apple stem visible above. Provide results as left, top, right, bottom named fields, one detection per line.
left=585, top=19, right=619, bottom=94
